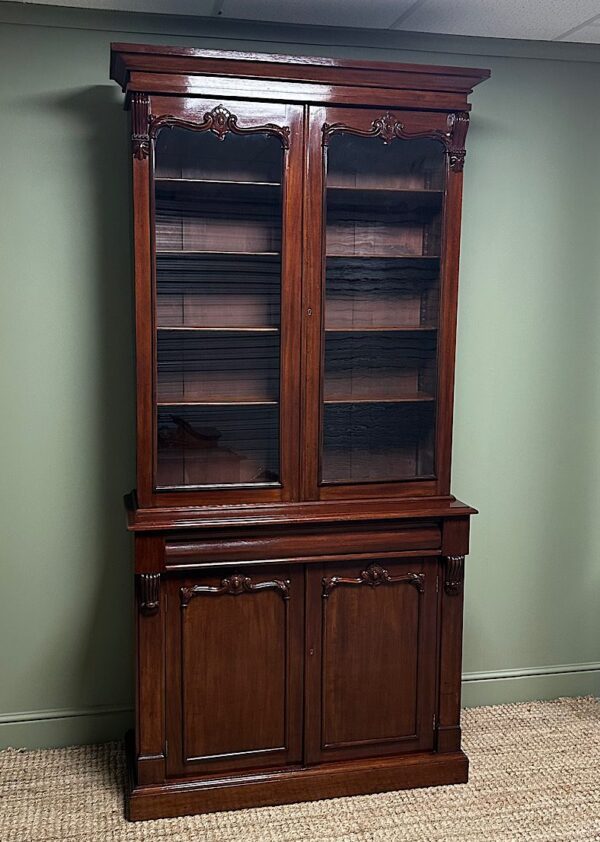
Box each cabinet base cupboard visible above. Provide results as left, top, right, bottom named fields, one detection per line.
left=110, top=44, right=489, bottom=821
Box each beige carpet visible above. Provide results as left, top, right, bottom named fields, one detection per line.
left=1, top=697, right=600, bottom=841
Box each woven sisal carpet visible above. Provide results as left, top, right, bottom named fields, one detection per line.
left=1, top=697, right=599, bottom=841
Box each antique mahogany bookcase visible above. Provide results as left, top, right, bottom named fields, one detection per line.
left=110, top=43, right=489, bottom=821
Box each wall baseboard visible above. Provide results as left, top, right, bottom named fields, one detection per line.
left=0, top=705, right=134, bottom=750
left=461, top=661, right=600, bottom=707
left=1, top=664, right=598, bottom=749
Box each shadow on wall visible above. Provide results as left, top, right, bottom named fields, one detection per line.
left=26, top=84, right=136, bottom=730
left=73, top=84, right=135, bottom=723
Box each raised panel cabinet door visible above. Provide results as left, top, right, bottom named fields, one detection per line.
left=302, top=105, right=469, bottom=500
left=305, top=557, right=438, bottom=763
left=165, top=564, right=304, bottom=777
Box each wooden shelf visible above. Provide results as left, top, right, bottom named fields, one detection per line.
left=156, top=250, right=281, bottom=257
left=327, top=254, right=440, bottom=260
left=328, top=185, right=443, bottom=194
left=157, top=400, right=278, bottom=407
left=324, top=393, right=435, bottom=405
left=327, top=186, right=443, bottom=210
left=325, top=326, right=437, bottom=333
left=321, top=448, right=434, bottom=484
left=157, top=326, right=279, bottom=333
left=156, top=177, right=280, bottom=187
left=155, top=178, right=281, bottom=204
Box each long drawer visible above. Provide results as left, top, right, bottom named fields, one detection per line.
left=163, top=520, right=441, bottom=568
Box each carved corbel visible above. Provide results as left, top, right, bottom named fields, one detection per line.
left=130, top=92, right=150, bottom=160
left=443, top=556, right=465, bottom=595
left=139, top=573, right=160, bottom=614
left=446, top=112, right=469, bottom=172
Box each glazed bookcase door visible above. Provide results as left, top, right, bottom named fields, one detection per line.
left=303, top=106, right=465, bottom=501
left=136, top=98, right=303, bottom=506
left=304, top=557, right=438, bottom=763
left=165, top=565, right=304, bottom=777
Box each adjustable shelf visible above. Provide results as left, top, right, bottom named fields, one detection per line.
left=157, top=400, right=279, bottom=406
left=155, top=177, right=280, bottom=187
left=325, top=325, right=437, bottom=333
left=157, top=326, right=279, bottom=333
left=327, top=253, right=440, bottom=260
left=155, top=250, right=281, bottom=257
left=323, top=393, right=435, bottom=405
left=155, top=178, right=281, bottom=204
left=327, top=186, right=443, bottom=211
left=328, top=185, right=443, bottom=194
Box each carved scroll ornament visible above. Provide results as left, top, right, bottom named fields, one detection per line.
left=444, top=556, right=465, bottom=595
left=181, top=573, right=290, bottom=607
left=322, top=110, right=470, bottom=171
left=131, top=102, right=290, bottom=160
left=322, top=562, right=425, bottom=598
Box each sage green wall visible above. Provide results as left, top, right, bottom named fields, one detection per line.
left=1, top=2, right=599, bottom=748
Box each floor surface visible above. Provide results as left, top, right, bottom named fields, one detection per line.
left=1, top=697, right=599, bottom=841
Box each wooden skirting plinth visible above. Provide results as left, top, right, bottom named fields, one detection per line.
left=125, top=737, right=468, bottom=821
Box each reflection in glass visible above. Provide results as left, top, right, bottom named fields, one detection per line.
left=322, top=133, right=445, bottom=483
left=153, top=128, right=283, bottom=488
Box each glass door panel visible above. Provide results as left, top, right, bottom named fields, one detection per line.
left=322, top=132, right=445, bottom=485
left=153, top=127, right=284, bottom=490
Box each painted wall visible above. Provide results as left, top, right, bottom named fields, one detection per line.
left=1, top=3, right=599, bottom=748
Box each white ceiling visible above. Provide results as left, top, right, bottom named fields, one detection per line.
left=17, top=0, right=600, bottom=43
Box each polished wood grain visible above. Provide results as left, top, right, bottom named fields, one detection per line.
left=130, top=93, right=154, bottom=508
left=111, top=45, right=487, bottom=821
left=134, top=535, right=166, bottom=785
left=163, top=521, right=442, bottom=565
left=143, top=96, right=304, bottom=505
left=302, top=105, right=458, bottom=501
left=165, top=565, right=303, bottom=776
left=125, top=731, right=468, bottom=820
left=435, top=158, right=465, bottom=494
left=437, top=517, right=470, bottom=752
left=111, top=42, right=489, bottom=99
left=125, top=490, right=476, bottom=531
left=305, top=558, right=437, bottom=763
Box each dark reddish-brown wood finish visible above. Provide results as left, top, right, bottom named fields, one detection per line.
left=165, top=565, right=304, bottom=777
left=305, top=558, right=437, bottom=764
left=111, top=43, right=488, bottom=821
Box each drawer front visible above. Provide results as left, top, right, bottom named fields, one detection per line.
left=164, top=521, right=441, bottom=567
